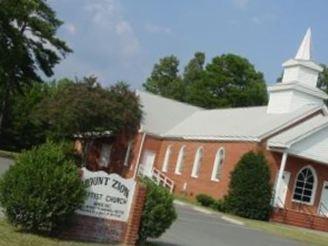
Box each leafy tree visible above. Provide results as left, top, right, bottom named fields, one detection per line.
left=0, top=141, right=86, bottom=233
left=0, top=82, right=50, bottom=151
left=183, top=52, right=206, bottom=85
left=224, top=151, right=272, bottom=220
left=317, top=64, right=328, bottom=95
left=143, top=55, right=185, bottom=101
left=36, top=77, right=142, bottom=140
left=0, top=0, right=72, bottom=133
left=187, top=54, right=268, bottom=108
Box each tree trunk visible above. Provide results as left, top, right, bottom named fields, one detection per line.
left=0, top=84, right=9, bottom=136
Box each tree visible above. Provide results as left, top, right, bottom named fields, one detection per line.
left=187, top=54, right=268, bottom=108
left=183, top=52, right=206, bottom=85
left=143, top=55, right=185, bottom=101
left=317, top=64, right=328, bottom=96
left=36, top=77, right=142, bottom=140
left=0, top=0, right=72, bottom=133
left=0, top=82, right=50, bottom=151
left=224, top=151, right=272, bottom=220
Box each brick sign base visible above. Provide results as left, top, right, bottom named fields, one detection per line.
left=62, top=182, right=146, bottom=245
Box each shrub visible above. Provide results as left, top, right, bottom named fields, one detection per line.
left=138, top=178, right=177, bottom=243
left=0, top=141, right=86, bottom=233
left=224, top=151, right=272, bottom=220
left=196, top=194, right=216, bottom=207
left=210, top=199, right=226, bottom=212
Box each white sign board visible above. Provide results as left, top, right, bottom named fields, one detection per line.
left=76, top=168, right=136, bottom=222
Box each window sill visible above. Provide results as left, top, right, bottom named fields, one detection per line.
left=211, top=178, right=220, bottom=182
left=191, top=175, right=198, bottom=179
left=175, top=172, right=181, bottom=176
left=291, top=199, right=314, bottom=206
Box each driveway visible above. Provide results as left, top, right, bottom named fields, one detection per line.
left=150, top=202, right=303, bottom=246
left=0, top=157, right=13, bottom=176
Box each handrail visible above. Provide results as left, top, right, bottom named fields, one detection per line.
left=319, top=202, right=328, bottom=218
left=151, top=167, right=175, bottom=193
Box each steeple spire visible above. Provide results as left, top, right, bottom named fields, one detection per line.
left=295, top=28, right=311, bottom=60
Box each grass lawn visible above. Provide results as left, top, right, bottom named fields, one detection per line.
left=0, top=218, right=111, bottom=246
left=232, top=214, right=328, bottom=246
left=175, top=197, right=328, bottom=246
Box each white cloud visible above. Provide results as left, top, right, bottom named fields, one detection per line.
left=64, top=23, right=77, bottom=35
left=232, top=0, right=250, bottom=9
left=145, top=23, right=172, bottom=35
left=84, top=0, right=140, bottom=57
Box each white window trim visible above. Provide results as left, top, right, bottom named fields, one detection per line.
left=175, top=145, right=186, bottom=175
left=123, top=141, right=133, bottom=166
left=211, top=147, right=225, bottom=182
left=292, top=165, right=318, bottom=206
left=162, top=145, right=172, bottom=173
left=191, top=146, right=203, bottom=178
left=99, top=144, right=112, bottom=167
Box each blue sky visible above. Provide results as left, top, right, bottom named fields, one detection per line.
left=48, top=0, right=328, bottom=88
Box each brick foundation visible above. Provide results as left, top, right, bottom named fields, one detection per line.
left=62, top=182, right=147, bottom=245
left=271, top=208, right=328, bottom=232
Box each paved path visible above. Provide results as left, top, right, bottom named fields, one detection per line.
left=0, top=157, right=13, bottom=176
left=149, top=202, right=303, bottom=246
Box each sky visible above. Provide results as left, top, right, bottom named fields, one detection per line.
left=48, top=0, right=328, bottom=88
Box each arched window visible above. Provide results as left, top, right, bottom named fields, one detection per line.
left=211, top=148, right=225, bottom=181
left=175, top=146, right=186, bottom=175
left=293, top=166, right=317, bottom=204
left=162, top=145, right=172, bottom=172
left=191, top=147, right=203, bottom=178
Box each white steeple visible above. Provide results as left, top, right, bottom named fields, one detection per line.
left=295, top=28, right=311, bottom=60
left=267, top=28, right=327, bottom=114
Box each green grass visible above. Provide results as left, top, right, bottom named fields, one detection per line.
left=0, top=150, right=19, bottom=160
left=174, top=197, right=328, bottom=246
left=0, top=218, right=114, bottom=246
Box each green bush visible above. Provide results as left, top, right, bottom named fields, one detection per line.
left=196, top=194, right=225, bottom=212
left=210, top=199, right=225, bottom=212
left=138, top=178, right=177, bottom=243
left=224, top=151, right=272, bottom=220
left=196, top=194, right=216, bottom=207
left=0, top=141, right=86, bottom=233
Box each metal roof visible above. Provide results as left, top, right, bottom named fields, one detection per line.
left=138, top=90, right=203, bottom=135
left=138, top=90, right=323, bottom=141
left=164, top=104, right=322, bottom=141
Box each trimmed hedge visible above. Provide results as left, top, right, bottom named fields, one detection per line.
left=138, top=178, right=177, bottom=243
left=224, top=151, right=272, bottom=220
left=196, top=193, right=225, bottom=212
left=0, top=141, right=86, bottom=233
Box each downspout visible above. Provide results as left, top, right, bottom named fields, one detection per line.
left=133, top=132, right=146, bottom=179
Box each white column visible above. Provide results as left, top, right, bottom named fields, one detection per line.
left=274, top=151, right=288, bottom=208
left=133, top=132, right=146, bottom=179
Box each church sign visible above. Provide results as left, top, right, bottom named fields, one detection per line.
left=76, top=167, right=136, bottom=222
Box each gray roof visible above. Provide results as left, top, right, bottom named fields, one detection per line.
left=138, top=90, right=202, bottom=135
left=268, top=115, right=328, bottom=148
left=138, top=91, right=323, bottom=141
left=164, top=104, right=322, bottom=141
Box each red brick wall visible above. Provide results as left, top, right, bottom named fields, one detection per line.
left=150, top=139, right=259, bottom=199
left=280, top=155, right=328, bottom=214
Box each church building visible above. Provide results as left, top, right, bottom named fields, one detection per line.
left=79, top=29, right=328, bottom=231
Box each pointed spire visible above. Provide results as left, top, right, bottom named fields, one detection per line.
left=295, top=28, right=311, bottom=60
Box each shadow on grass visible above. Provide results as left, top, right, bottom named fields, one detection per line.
left=144, top=241, right=180, bottom=246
